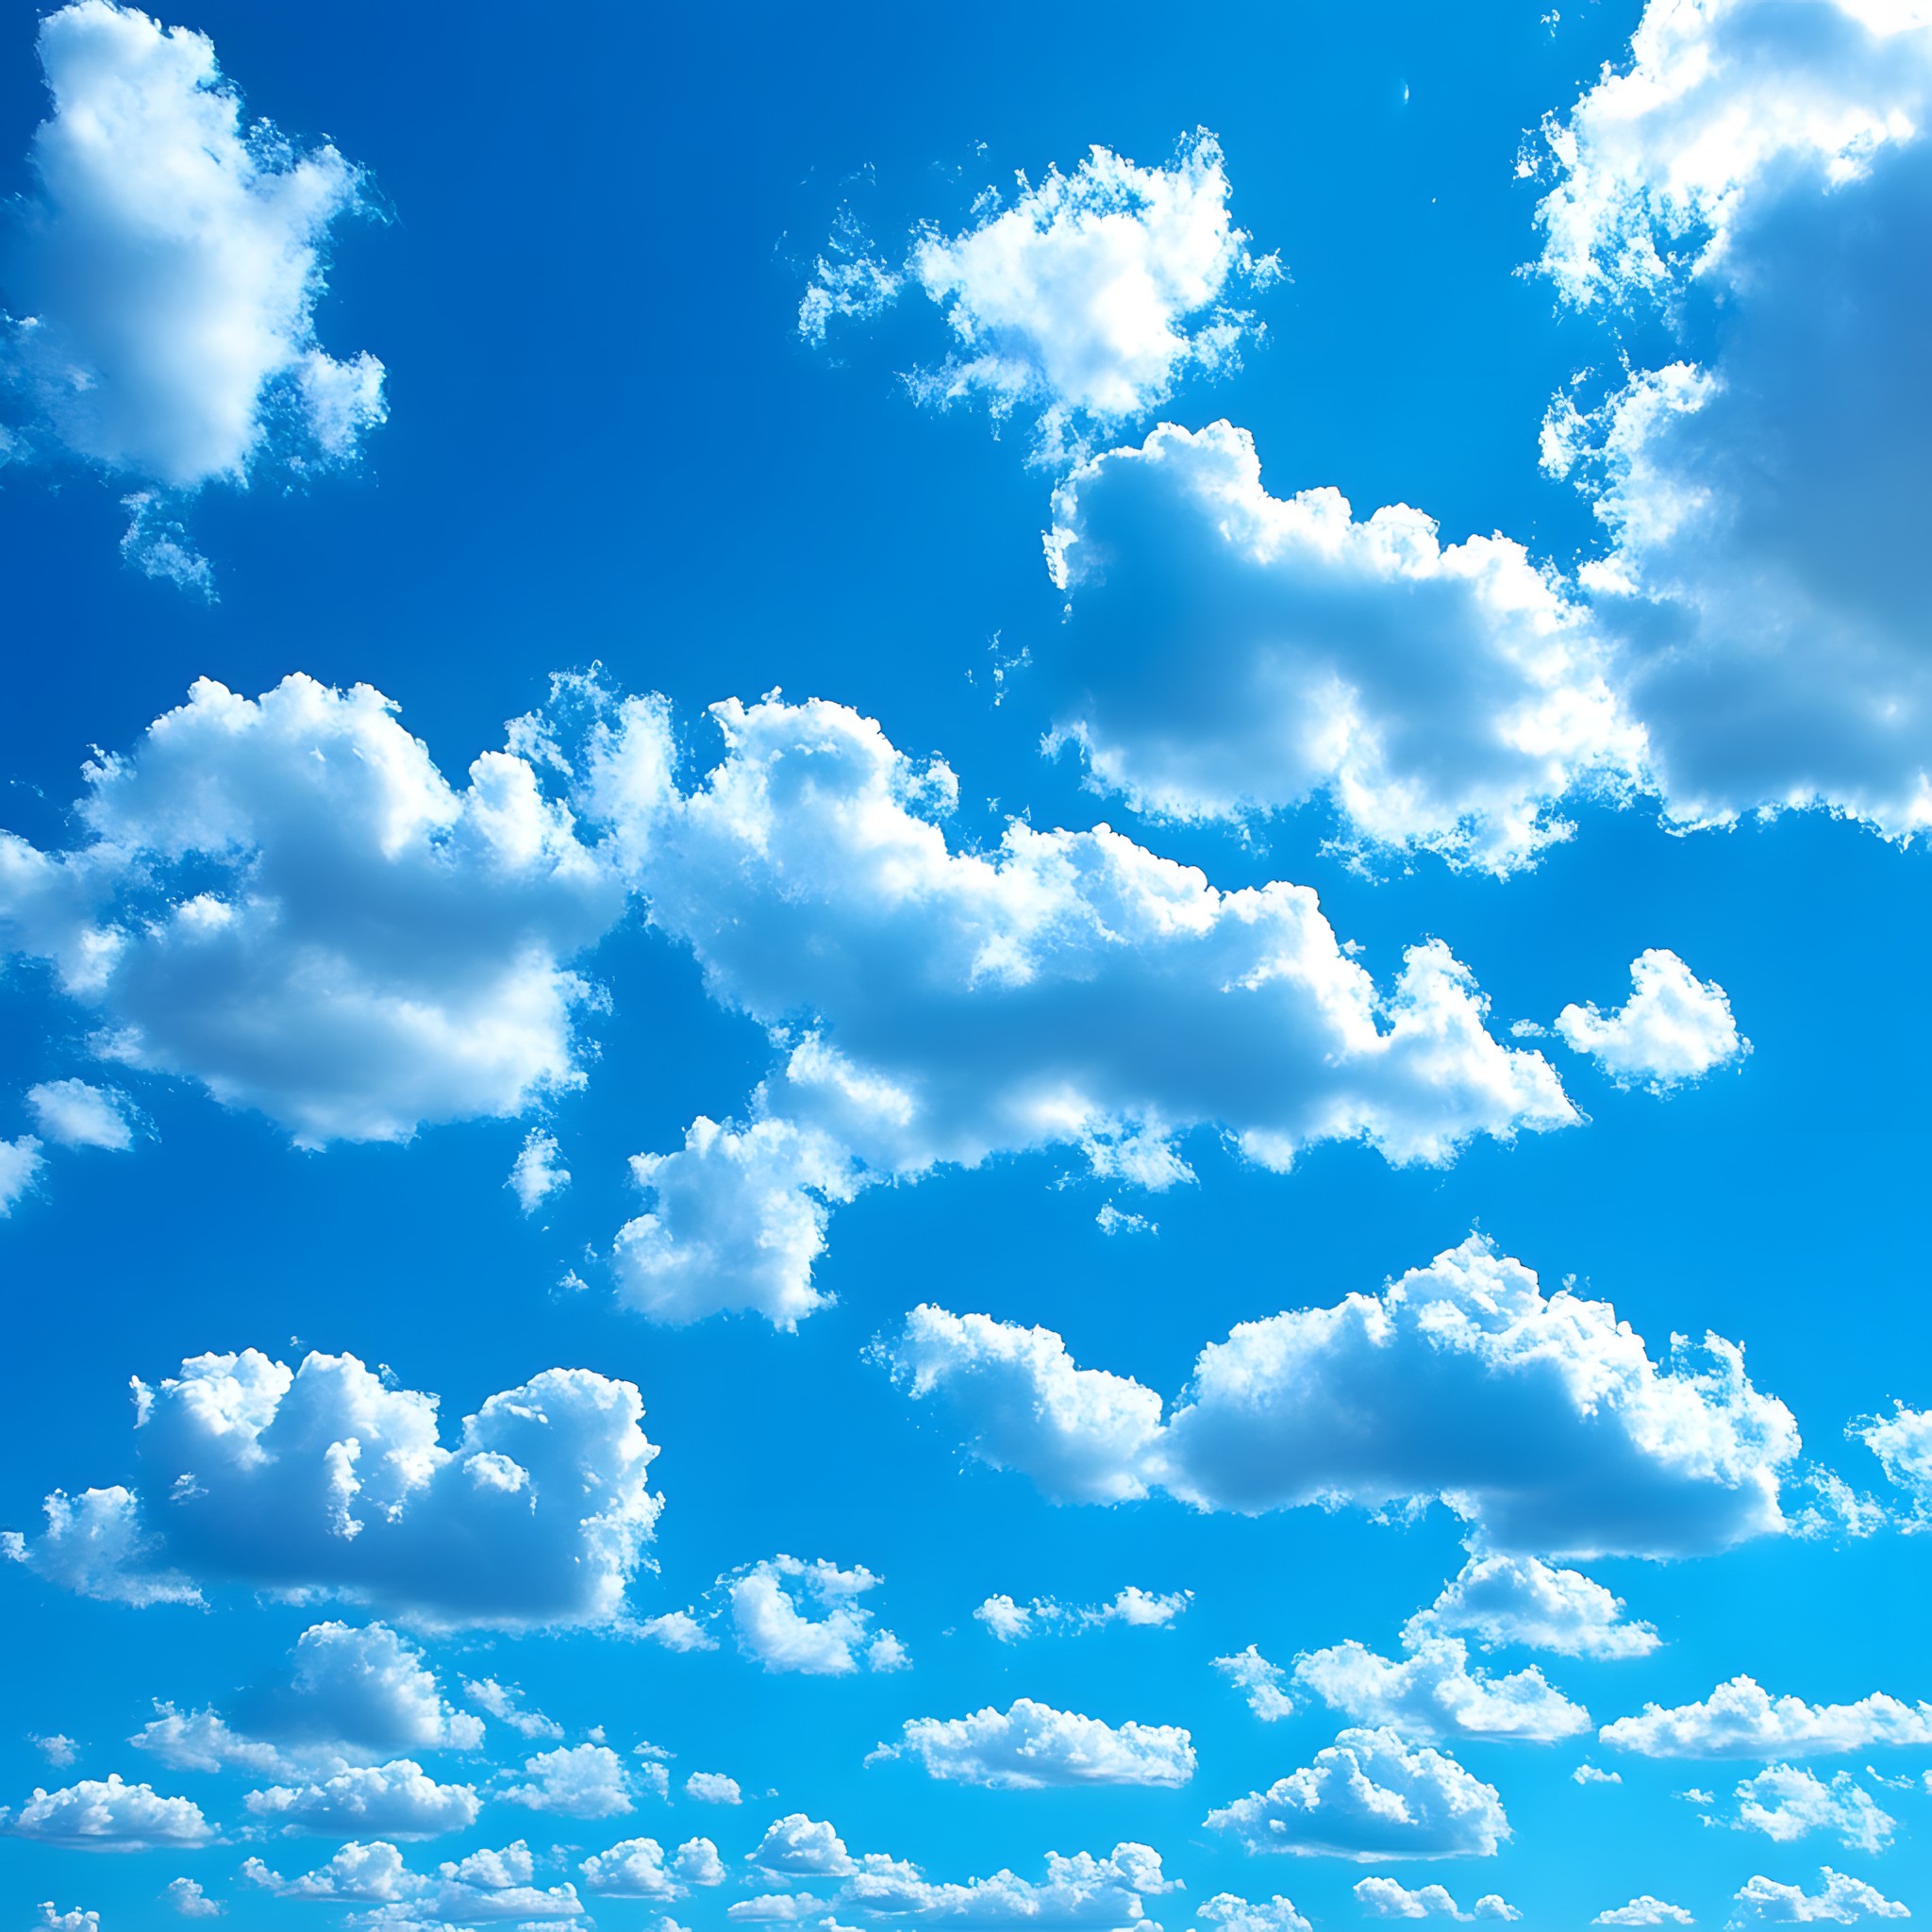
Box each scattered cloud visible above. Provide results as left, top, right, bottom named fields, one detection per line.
left=25, top=1079, right=137, bottom=1150
left=727, top=1556, right=908, bottom=1676
left=1555, top=952, right=1749, bottom=1091
left=1198, top=1895, right=1314, bottom=1932
left=872, top=1697, right=1194, bottom=1789
left=1293, top=1634, right=1590, bottom=1742
left=1728, top=1869, right=1909, bottom=1925
left=1601, top=1676, right=1932, bottom=1757
left=243, top=1759, right=478, bottom=1838
left=504, top=1743, right=635, bottom=1820
left=580, top=1835, right=724, bottom=1899
left=972, top=1585, right=1190, bottom=1641
left=1596, top=1900, right=1695, bottom=1926
left=508, top=1129, right=571, bottom=1214
left=1214, top=1645, right=1295, bottom=1722
left=1354, top=1878, right=1522, bottom=1921
left=1407, top=1552, right=1660, bottom=1659
left=685, top=1772, right=741, bottom=1804
left=1731, top=1766, right=1893, bottom=1853
left=164, top=1876, right=223, bottom=1918
left=1, top=1773, right=214, bottom=1849
left=463, top=1677, right=563, bottom=1742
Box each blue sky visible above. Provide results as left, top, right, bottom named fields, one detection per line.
left=5, top=1, right=1932, bottom=1929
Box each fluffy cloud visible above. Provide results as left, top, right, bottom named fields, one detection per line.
left=164, top=1877, right=222, bottom=1918
left=0, top=1133, right=44, bottom=1214
left=1198, top=1895, right=1314, bottom=1932
left=508, top=1129, right=571, bottom=1214
left=885, top=1236, right=1797, bottom=1557
left=873, top=1698, right=1194, bottom=1789
left=243, top=1758, right=478, bottom=1838
left=1407, top=1552, right=1660, bottom=1659
left=639, top=1609, right=718, bottom=1653
left=1354, top=1879, right=1521, bottom=1921
left=1574, top=1762, right=1624, bottom=1787
left=580, top=1835, right=725, bottom=1898
left=1214, top=1645, right=1295, bottom=1721
left=1536, top=0, right=1932, bottom=835
left=1729, top=1870, right=1910, bottom=1925
left=685, top=1772, right=740, bottom=1804
left=1206, top=1726, right=1507, bottom=1861
left=752, top=1814, right=862, bottom=1878
left=32, top=1909, right=98, bottom=1932
left=602, top=694, right=1573, bottom=1327
left=1601, top=1676, right=1932, bottom=1757
left=463, top=1677, right=562, bottom=1741
left=0, top=1774, right=212, bottom=1849
left=1596, top=1901, right=1695, bottom=1926
left=1556, top=951, right=1749, bottom=1091
left=1854, top=1405, right=1932, bottom=1518
left=0, top=2, right=384, bottom=574
left=1732, top=1767, right=1893, bottom=1853
left=504, top=1744, right=634, bottom=1820
left=246, top=1839, right=587, bottom=1922
left=3, top=1349, right=660, bottom=1627
left=973, top=1585, right=1190, bottom=1641
left=1292, top=1635, right=1589, bottom=1742
left=727, top=1557, right=908, bottom=1676
left=243, top=1840, right=419, bottom=1902
left=32, top=1737, right=78, bottom=1769
left=1041, top=421, right=1640, bottom=870
left=25, top=1078, right=136, bottom=1150
left=0, top=675, right=626, bottom=1145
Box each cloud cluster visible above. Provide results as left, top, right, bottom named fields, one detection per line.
left=1729, top=1870, right=1909, bottom=1925
left=246, top=1838, right=591, bottom=1922
left=1214, top=1644, right=1295, bottom=1721
left=727, top=1556, right=908, bottom=1675
left=1206, top=1726, right=1507, bottom=1861
left=25, top=1079, right=138, bottom=1150
left=4, top=1349, right=661, bottom=1627
left=1, top=1774, right=212, bottom=1849
left=884, top=1235, right=1798, bottom=1557
left=1556, top=951, right=1749, bottom=1091
left=1198, top=1896, right=1314, bottom=1932
left=874, top=1697, right=1194, bottom=1789
left=1355, top=1878, right=1521, bottom=1921
left=243, top=1758, right=479, bottom=1838
left=1407, top=1552, right=1660, bottom=1659
left=1292, top=1633, right=1589, bottom=1742
left=1595, top=1900, right=1694, bottom=1927
left=1731, top=1767, right=1893, bottom=1853
left=505, top=1744, right=637, bottom=1820
left=1601, top=1675, right=1932, bottom=1758
left=973, top=1584, right=1190, bottom=1641
left=580, top=1834, right=724, bottom=1899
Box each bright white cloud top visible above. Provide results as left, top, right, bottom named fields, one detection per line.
left=726, top=1556, right=908, bottom=1676
left=3, top=1349, right=662, bottom=1627
left=1556, top=951, right=1749, bottom=1091
left=1407, top=1552, right=1661, bottom=1658
left=872, top=1697, right=1195, bottom=1789
left=1197, top=1894, right=1314, bottom=1932
left=1600, top=1675, right=1932, bottom=1757
left=1594, top=1899, right=1695, bottom=1927
left=1730, top=1766, right=1893, bottom=1853
left=1292, top=1633, right=1590, bottom=1742
left=24, top=1078, right=137, bottom=1150
left=885, top=1235, right=1798, bottom=1557
left=0, top=1774, right=213, bottom=1849
left=1729, top=1868, right=1910, bottom=1924
left=973, top=1584, right=1190, bottom=1641
left=1355, top=1878, right=1522, bottom=1921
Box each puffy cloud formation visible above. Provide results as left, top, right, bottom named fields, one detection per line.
left=1355, top=1879, right=1521, bottom=1921
left=0, top=1133, right=44, bottom=1214
left=973, top=1585, right=1190, bottom=1641
left=32, top=1909, right=98, bottom=1932
left=905, top=131, right=1278, bottom=441
left=25, top=1078, right=136, bottom=1150
left=1556, top=951, right=1749, bottom=1091
left=639, top=1608, right=718, bottom=1653
left=886, top=1236, right=1797, bottom=1557
left=1574, top=1763, right=1624, bottom=1787
left=1407, top=1552, right=1660, bottom=1659
left=1732, top=1767, right=1893, bottom=1853
left=608, top=693, right=1572, bottom=1326
left=751, top=1814, right=863, bottom=1878
left=243, top=1758, right=478, bottom=1838
left=727, top=1556, right=908, bottom=1676
left=685, top=1772, right=741, bottom=1804
left=243, top=1840, right=418, bottom=1902
left=1729, top=1870, right=1910, bottom=1925
left=32, top=1737, right=78, bottom=1768
left=0, top=2, right=384, bottom=571
left=1214, top=1645, right=1295, bottom=1721
left=504, top=1743, right=635, bottom=1820
left=0, top=1773, right=212, bottom=1849
left=247, top=1839, right=588, bottom=1922
left=1536, top=0, right=1932, bottom=835
left=0, top=675, right=627, bottom=1145
left=164, top=1877, right=221, bottom=1918
left=3, top=1349, right=660, bottom=1627
left=463, top=1677, right=562, bottom=1741
left=874, top=1697, right=1195, bottom=1789
left=1292, top=1634, right=1590, bottom=1742
left=579, top=1835, right=724, bottom=1899
left=1854, top=1405, right=1932, bottom=1519
left=1197, top=1895, right=1314, bottom=1932
left=1206, top=1726, right=1507, bottom=1861
left=1595, top=1900, right=1695, bottom=1927
left=1601, top=1675, right=1932, bottom=1757
left=508, top=1129, right=571, bottom=1213
left=1041, top=421, right=1641, bottom=871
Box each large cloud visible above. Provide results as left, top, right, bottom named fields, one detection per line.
left=872, top=1697, right=1194, bottom=1789
left=0, top=1774, right=212, bottom=1850
left=883, top=1235, right=1797, bottom=1558
left=3, top=1349, right=661, bottom=1628
left=1601, top=1675, right=1932, bottom=1757
left=0, top=3, right=384, bottom=583
left=1205, top=1726, right=1507, bottom=1862
left=1536, top=0, right=1932, bottom=835
left=1729, top=1870, right=1910, bottom=1925
left=1039, top=422, right=1641, bottom=871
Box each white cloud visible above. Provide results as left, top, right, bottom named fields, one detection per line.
left=1729, top=1870, right=1910, bottom=1925
left=1854, top=1404, right=1932, bottom=1519
left=873, top=1697, right=1194, bottom=1789
left=886, top=1235, right=1797, bottom=1557
left=1292, top=1634, right=1590, bottom=1742
left=1, top=1773, right=213, bottom=1849
left=1214, top=1645, right=1295, bottom=1722
left=1207, top=1726, right=1507, bottom=1861
left=1535, top=0, right=1932, bottom=836
left=1574, top=1762, right=1624, bottom=1787
left=1355, top=1878, right=1521, bottom=1921
left=685, top=1772, right=740, bottom=1804
left=31, top=1736, right=78, bottom=1769
left=243, top=1759, right=478, bottom=1838
left=3, top=1349, right=661, bottom=1628
left=1596, top=1900, right=1695, bottom=1926
left=0, top=1134, right=45, bottom=1215
left=164, top=1876, right=223, bottom=1918
left=1198, top=1894, right=1314, bottom=1932
left=1407, top=1552, right=1660, bottom=1659
left=580, top=1834, right=724, bottom=1899
left=1556, top=951, right=1749, bottom=1091
left=797, top=206, right=903, bottom=346
left=973, top=1585, right=1190, bottom=1641
left=1732, top=1767, right=1894, bottom=1853
left=1601, top=1675, right=1932, bottom=1757
left=508, top=1129, right=571, bottom=1214
left=462, top=1677, right=562, bottom=1741
left=32, top=1908, right=99, bottom=1932
left=243, top=1840, right=420, bottom=1902
left=25, top=1078, right=137, bottom=1150
left=1041, top=420, right=1641, bottom=871
left=604, top=693, right=1574, bottom=1326
left=0, top=2, right=385, bottom=526
left=247, top=1839, right=588, bottom=1924
left=504, top=1743, right=634, bottom=1820
left=752, top=1813, right=859, bottom=1877
left=727, top=1556, right=907, bottom=1677
left=639, top=1608, right=718, bottom=1653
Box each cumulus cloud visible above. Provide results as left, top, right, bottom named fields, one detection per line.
left=32, top=1908, right=98, bottom=1932
left=1535, top=0, right=1932, bottom=835
left=1596, top=1900, right=1695, bottom=1926
left=639, top=1608, right=718, bottom=1653
left=885, top=1235, right=1797, bottom=1557
left=2, top=1348, right=660, bottom=1628
left=31, top=1736, right=77, bottom=1768
left=243, top=1840, right=420, bottom=1902
left=1574, top=1762, right=1624, bottom=1787
left=1407, top=1552, right=1660, bottom=1659
left=1354, top=1878, right=1521, bottom=1921
left=508, top=1129, right=571, bottom=1214
left=1854, top=1405, right=1932, bottom=1519
left=973, top=1585, right=1190, bottom=1641
left=2, top=1773, right=212, bottom=1849
left=1206, top=1726, right=1507, bottom=1861
left=1731, top=1767, right=1893, bottom=1853
left=1555, top=951, right=1749, bottom=1091
left=0, top=1, right=385, bottom=575
left=1601, top=1676, right=1932, bottom=1758
left=25, top=1078, right=137, bottom=1150
left=1041, top=421, right=1641, bottom=871
left=247, top=1838, right=588, bottom=1922
left=1729, top=1870, right=1909, bottom=1925
left=726, top=1557, right=908, bottom=1676
left=1292, top=1634, right=1590, bottom=1742
left=463, top=1677, right=562, bottom=1741
left=243, top=1759, right=478, bottom=1838
left=1214, top=1645, right=1295, bottom=1721
left=164, top=1876, right=222, bottom=1918
left=504, top=1744, right=635, bottom=1820
left=685, top=1772, right=740, bottom=1804
left=0, top=1133, right=45, bottom=1214
left=579, top=1834, right=724, bottom=1899
left=873, top=1698, right=1194, bottom=1789
left=1198, top=1894, right=1314, bottom=1932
